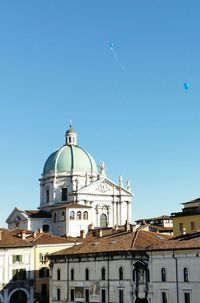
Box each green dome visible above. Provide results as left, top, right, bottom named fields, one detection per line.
left=43, top=145, right=97, bottom=175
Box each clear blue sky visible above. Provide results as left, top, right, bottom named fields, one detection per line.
left=1, top=1, right=200, bottom=226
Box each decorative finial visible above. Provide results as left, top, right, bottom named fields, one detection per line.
left=69, top=119, right=72, bottom=128
left=119, top=176, right=123, bottom=187
left=98, top=161, right=106, bottom=177
left=126, top=180, right=131, bottom=192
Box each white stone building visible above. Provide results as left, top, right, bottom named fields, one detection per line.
left=149, top=231, right=200, bottom=303
left=48, top=226, right=168, bottom=303
left=49, top=226, right=200, bottom=303
left=7, top=126, right=132, bottom=237
left=0, top=228, right=34, bottom=303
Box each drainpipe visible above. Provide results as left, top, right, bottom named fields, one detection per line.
left=107, top=256, right=110, bottom=303
left=67, top=257, right=69, bottom=302
left=172, top=251, right=179, bottom=303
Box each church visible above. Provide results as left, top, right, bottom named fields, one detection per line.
left=6, top=126, right=132, bottom=237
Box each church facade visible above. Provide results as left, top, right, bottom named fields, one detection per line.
left=7, top=127, right=132, bottom=237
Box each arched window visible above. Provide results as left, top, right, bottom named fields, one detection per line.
left=57, top=269, right=61, bottom=280
left=161, top=268, right=166, bottom=282
left=57, top=288, right=61, bottom=301
left=132, top=269, right=135, bottom=281
left=83, top=211, right=88, bottom=220
left=42, top=224, right=49, bottom=232
left=71, top=269, right=74, bottom=281
left=46, top=189, right=49, bottom=204
left=101, top=267, right=106, bottom=280
left=184, top=267, right=189, bottom=282
left=85, top=268, right=89, bottom=280
left=119, top=267, right=123, bottom=280
left=147, top=269, right=150, bottom=282
left=54, top=213, right=57, bottom=222
left=100, top=214, right=107, bottom=227
left=61, top=211, right=65, bottom=221
left=61, top=188, right=68, bottom=201
left=76, top=211, right=82, bottom=220
left=70, top=211, right=75, bottom=220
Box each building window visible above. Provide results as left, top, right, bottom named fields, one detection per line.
left=42, top=224, right=49, bottom=232
left=70, top=289, right=75, bottom=301
left=12, top=269, right=26, bottom=281
left=57, top=269, right=61, bottom=280
left=61, top=211, right=65, bottom=221
left=61, top=188, right=68, bottom=201
left=70, top=211, right=75, bottom=220
left=147, top=269, right=150, bottom=282
left=41, top=283, right=47, bottom=297
left=119, top=267, right=123, bottom=280
left=184, top=267, right=189, bottom=282
left=71, top=269, right=74, bottom=281
left=15, top=216, right=21, bottom=227
left=132, top=269, right=135, bottom=281
left=119, top=289, right=124, bottom=303
left=83, top=211, right=88, bottom=220
left=39, top=267, right=49, bottom=278
left=161, top=268, right=166, bottom=282
left=76, top=211, right=82, bottom=220
left=101, top=267, right=106, bottom=280
left=46, top=189, right=49, bottom=204
left=101, top=289, right=106, bottom=303
left=85, top=289, right=89, bottom=302
left=100, top=213, right=107, bottom=227
left=57, top=288, right=61, bottom=301
left=13, top=255, right=22, bottom=263
left=184, top=293, right=190, bottom=303
left=39, top=253, right=48, bottom=263
left=162, top=292, right=167, bottom=303
left=179, top=223, right=183, bottom=234
left=190, top=221, right=195, bottom=231
left=54, top=213, right=57, bottom=222
left=85, top=268, right=89, bottom=280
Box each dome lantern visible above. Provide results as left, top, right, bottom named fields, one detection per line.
left=65, top=125, right=77, bottom=146
left=43, top=127, right=97, bottom=175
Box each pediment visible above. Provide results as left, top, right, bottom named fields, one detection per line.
left=6, top=207, right=28, bottom=224
left=78, top=178, right=131, bottom=196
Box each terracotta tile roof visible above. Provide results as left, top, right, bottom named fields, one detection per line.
left=24, top=210, right=52, bottom=218
left=135, top=215, right=171, bottom=223
left=50, top=230, right=170, bottom=256
left=51, top=203, right=92, bottom=210
left=0, top=229, right=33, bottom=248
left=138, top=224, right=173, bottom=232
left=150, top=231, right=200, bottom=250
left=0, top=228, right=77, bottom=247
left=31, top=232, right=77, bottom=245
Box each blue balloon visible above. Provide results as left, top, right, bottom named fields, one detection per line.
left=184, top=82, right=190, bottom=91
left=109, top=42, right=114, bottom=48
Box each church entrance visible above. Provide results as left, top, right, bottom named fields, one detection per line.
left=135, top=299, right=149, bottom=303
left=100, top=214, right=107, bottom=227
left=10, top=290, right=27, bottom=303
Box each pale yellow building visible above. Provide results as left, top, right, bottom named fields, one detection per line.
left=31, top=231, right=78, bottom=303
left=171, top=198, right=200, bottom=236
left=0, top=228, right=77, bottom=303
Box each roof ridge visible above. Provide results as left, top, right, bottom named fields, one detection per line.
left=131, top=230, right=139, bottom=248
left=31, top=232, right=44, bottom=242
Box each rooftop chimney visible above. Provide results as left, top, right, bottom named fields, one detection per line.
left=80, top=230, right=86, bottom=239
left=21, top=230, right=26, bottom=240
